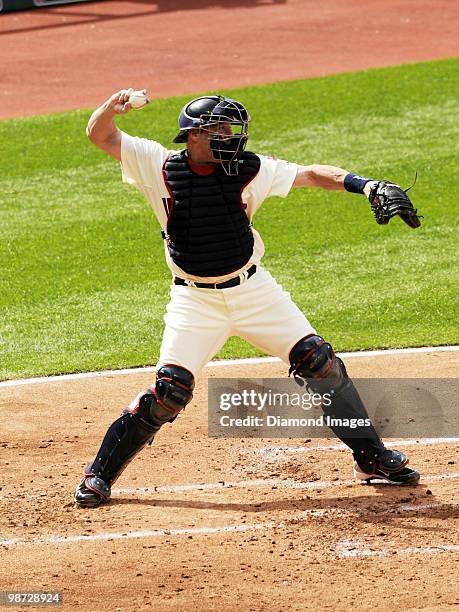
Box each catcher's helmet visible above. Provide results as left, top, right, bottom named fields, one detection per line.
left=173, top=95, right=250, bottom=175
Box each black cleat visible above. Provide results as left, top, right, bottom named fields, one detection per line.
left=74, top=476, right=111, bottom=508
left=354, top=449, right=420, bottom=485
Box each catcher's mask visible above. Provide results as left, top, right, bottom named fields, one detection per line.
left=173, top=95, right=250, bottom=175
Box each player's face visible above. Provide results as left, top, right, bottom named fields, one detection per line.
left=188, top=122, right=234, bottom=164
left=203, top=122, right=234, bottom=139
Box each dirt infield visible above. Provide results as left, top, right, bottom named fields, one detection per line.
left=0, top=349, right=458, bottom=611
left=1, top=0, right=458, bottom=118
left=1, top=0, right=459, bottom=610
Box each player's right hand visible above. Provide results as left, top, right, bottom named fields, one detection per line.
left=107, top=89, right=134, bottom=114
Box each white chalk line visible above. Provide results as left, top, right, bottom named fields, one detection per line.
left=1, top=497, right=457, bottom=549
left=336, top=539, right=459, bottom=558
left=1, top=470, right=458, bottom=504
left=4, top=470, right=459, bottom=501
left=127, top=471, right=459, bottom=494
left=0, top=522, right=271, bottom=547
left=0, top=345, right=457, bottom=388
left=255, top=437, right=459, bottom=458
left=114, top=470, right=459, bottom=496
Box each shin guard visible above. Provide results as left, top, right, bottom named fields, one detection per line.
left=289, top=335, right=385, bottom=465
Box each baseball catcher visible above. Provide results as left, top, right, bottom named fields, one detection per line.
left=74, top=89, right=421, bottom=508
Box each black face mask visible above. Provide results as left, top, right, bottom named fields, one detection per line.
left=209, top=132, right=249, bottom=176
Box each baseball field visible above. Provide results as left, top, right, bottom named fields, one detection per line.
left=0, top=1, right=458, bottom=610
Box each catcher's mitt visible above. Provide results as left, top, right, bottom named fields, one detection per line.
left=368, top=180, right=422, bottom=228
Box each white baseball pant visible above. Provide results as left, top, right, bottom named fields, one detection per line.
left=157, top=267, right=316, bottom=376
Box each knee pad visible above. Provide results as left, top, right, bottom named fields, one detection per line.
left=155, top=364, right=195, bottom=415
left=127, top=364, right=195, bottom=426
left=289, top=334, right=345, bottom=389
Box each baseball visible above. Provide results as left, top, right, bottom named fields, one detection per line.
left=129, top=90, right=149, bottom=110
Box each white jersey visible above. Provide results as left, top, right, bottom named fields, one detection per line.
left=120, top=132, right=298, bottom=282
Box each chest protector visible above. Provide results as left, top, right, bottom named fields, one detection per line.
left=163, top=151, right=261, bottom=277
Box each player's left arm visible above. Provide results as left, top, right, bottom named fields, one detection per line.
left=292, top=164, right=422, bottom=228
left=292, top=164, right=376, bottom=196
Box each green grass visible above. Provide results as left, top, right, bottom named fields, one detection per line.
left=1, top=58, right=458, bottom=380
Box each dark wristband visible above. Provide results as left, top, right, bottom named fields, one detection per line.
left=344, top=173, right=372, bottom=194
